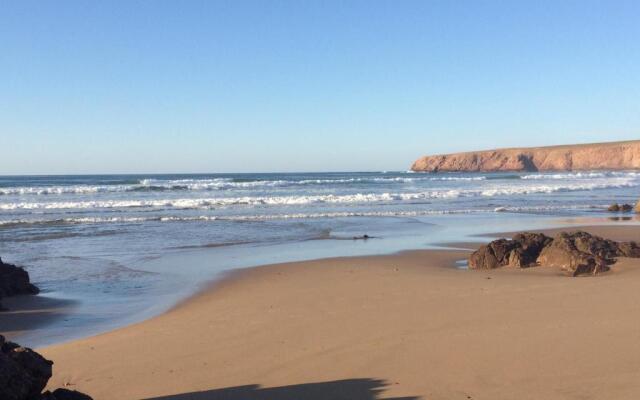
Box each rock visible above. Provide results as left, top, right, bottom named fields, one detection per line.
left=607, top=203, right=620, bottom=212
left=616, top=241, right=640, bottom=258
left=0, top=335, right=93, bottom=400
left=0, top=335, right=53, bottom=400
left=0, top=257, right=40, bottom=312
left=468, top=233, right=552, bottom=269
left=0, top=257, right=39, bottom=298
left=537, top=235, right=609, bottom=276
left=353, top=234, right=372, bottom=240
left=469, top=239, right=516, bottom=269
left=469, top=231, right=640, bottom=276
left=536, top=231, right=640, bottom=276
left=635, top=202, right=640, bottom=213
left=410, top=140, right=640, bottom=172
left=41, top=389, right=93, bottom=400
left=621, top=203, right=633, bottom=212
left=564, top=231, right=621, bottom=260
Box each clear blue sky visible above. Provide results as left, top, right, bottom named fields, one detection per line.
left=2, top=0, right=639, bottom=174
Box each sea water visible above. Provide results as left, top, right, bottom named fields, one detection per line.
left=1, top=171, right=638, bottom=346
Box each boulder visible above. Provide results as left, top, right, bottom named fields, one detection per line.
left=469, top=239, right=517, bottom=269
left=468, top=233, right=552, bottom=269
left=635, top=202, right=640, bottom=213
left=617, top=241, right=640, bottom=257
left=0, top=335, right=53, bottom=400
left=564, top=231, right=621, bottom=260
left=0, top=257, right=39, bottom=311
left=0, top=257, right=39, bottom=298
left=536, top=231, right=640, bottom=276
left=469, top=231, right=640, bottom=276
left=607, top=203, right=620, bottom=212
left=607, top=203, right=632, bottom=212
left=0, top=335, right=93, bottom=400
left=537, top=237, right=609, bottom=276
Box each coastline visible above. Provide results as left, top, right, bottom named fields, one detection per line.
left=4, top=212, right=575, bottom=349
left=27, top=223, right=640, bottom=399
left=3, top=169, right=639, bottom=350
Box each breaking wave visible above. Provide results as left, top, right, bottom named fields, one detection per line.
left=0, top=175, right=494, bottom=196
left=0, top=203, right=614, bottom=228
left=1, top=179, right=637, bottom=211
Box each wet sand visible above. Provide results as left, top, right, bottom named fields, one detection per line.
left=6, top=224, right=640, bottom=399
left=0, top=295, right=76, bottom=342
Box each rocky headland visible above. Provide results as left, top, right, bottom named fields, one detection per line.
left=411, top=140, right=640, bottom=172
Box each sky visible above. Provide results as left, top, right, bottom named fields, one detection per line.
left=1, top=0, right=639, bottom=174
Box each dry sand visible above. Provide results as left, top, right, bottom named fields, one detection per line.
left=25, top=225, right=640, bottom=399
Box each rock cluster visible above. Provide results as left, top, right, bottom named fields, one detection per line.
left=0, top=335, right=92, bottom=400
left=469, top=231, right=640, bottom=276
left=607, top=203, right=633, bottom=212
left=0, top=257, right=40, bottom=310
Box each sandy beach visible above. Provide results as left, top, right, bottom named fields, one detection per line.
left=6, top=225, right=630, bottom=399
left=4, top=4, right=639, bottom=399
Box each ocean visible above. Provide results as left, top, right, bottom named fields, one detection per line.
left=1, top=170, right=638, bottom=346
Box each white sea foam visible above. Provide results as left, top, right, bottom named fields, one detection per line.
left=0, top=175, right=495, bottom=196
left=0, top=178, right=636, bottom=211
left=5, top=171, right=638, bottom=197
left=521, top=171, right=640, bottom=180
left=0, top=203, right=612, bottom=227
left=0, top=210, right=488, bottom=226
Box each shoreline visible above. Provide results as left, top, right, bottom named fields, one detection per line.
left=26, top=223, right=640, bottom=399
left=2, top=220, right=638, bottom=347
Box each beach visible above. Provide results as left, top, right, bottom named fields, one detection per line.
left=5, top=171, right=638, bottom=348
left=18, top=224, right=637, bottom=400
left=5, top=2, right=640, bottom=399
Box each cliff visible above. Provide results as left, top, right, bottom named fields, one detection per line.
left=410, top=140, right=640, bottom=172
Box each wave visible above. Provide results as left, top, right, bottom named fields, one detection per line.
left=0, top=179, right=636, bottom=211
left=0, top=203, right=616, bottom=228
left=0, top=176, right=494, bottom=196
left=521, top=171, right=640, bottom=180
left=0, top=210, right=484, bottom=227
left=3, top=171, right=640, bottom=197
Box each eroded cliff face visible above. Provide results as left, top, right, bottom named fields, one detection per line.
left=410, top=140, right=640, bottom=172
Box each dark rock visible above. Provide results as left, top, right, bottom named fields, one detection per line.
left=0, top=257, right=39, bottom=298
left=508, top=233, right=553, bottom=267
left=536, top=231, right=640, bottom=276
left=469, top=239, right=515, bottom=269
left=565, top=231, right=620, bottom=260
left=0, top=335, right=93, bottom=400
left=537, top=236, right=608, bottom=276
left=608, top=203, right=620, bottom=212
left=617, top=241, right=640, bottom=257
left=469, top=231, right=640, bottom=276
left=0, top=335, right=53, bottom=400
left=0, top=257, right=39, bottom=312
left=468, top=233, right=552, bottom=269
left=607, top=203, right=632, bottom=212
left=41, top=389, right=93, bottom=400
left=353, top=234, right=373, bottom=240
